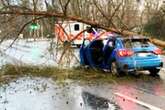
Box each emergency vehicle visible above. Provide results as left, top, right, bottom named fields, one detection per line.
left=54, top=21, right=115, bottom=47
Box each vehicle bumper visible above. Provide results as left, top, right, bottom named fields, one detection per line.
left=117, top=58, right=163, bottom=71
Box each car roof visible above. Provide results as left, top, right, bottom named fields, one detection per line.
left=93, top=35, right=149, bottom=42
left=115, top=36, right=149, bottom=41
left=122, top=36, right=149, bottom=40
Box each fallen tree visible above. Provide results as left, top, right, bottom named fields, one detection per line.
left=0, top=11, right=165, bottom=48
left=150, top=38, right=165, bottom=49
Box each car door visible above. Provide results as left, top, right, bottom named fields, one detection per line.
left=103, top=39, right=116, bottom=66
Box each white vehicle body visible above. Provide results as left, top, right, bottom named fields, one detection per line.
left=55, top=21, right=88, bottom=46
left=54, top=21, right=115, bottom=46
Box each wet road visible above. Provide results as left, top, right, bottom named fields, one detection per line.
left=0, top=39, right=165, bottom=110
left=1, top=75, right=165, bottom=110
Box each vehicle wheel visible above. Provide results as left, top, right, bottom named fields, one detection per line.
left=111, top=62, right=125, bottom=76
left=149, top=68, right=160, bottom=77
left=76, top=44, right=81, bottom=48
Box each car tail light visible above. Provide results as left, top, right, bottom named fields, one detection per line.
left=117, top=49, right=134, bottom=57
left=153, top=48, right=162, bottom=55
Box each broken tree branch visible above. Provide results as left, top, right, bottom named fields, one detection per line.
left=0, top=11, right=124, bottom=34
left=0, top=11, right=165, bottom=48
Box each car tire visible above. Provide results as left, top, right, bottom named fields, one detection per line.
left=149, top=68, right=160, bottom=77
left=111, top=62, right=125, bottom=76
left=76, top=44, right=81, bottom=48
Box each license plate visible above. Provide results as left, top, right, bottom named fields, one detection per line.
left=137, top=53, right=151, bottom=57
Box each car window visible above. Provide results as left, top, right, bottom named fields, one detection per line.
left=123, top=38, right=152, bottom=48
left=84, top=39, right=90, bottom=46
left=103, top=39, right=115, bottom=48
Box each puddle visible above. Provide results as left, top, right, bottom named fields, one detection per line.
left=82, top=91, right=120, bottom=110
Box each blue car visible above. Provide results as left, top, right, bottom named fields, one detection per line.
left=80, top=35, right=163, bottom=76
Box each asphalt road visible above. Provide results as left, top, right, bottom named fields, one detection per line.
left=1, top=75, right=165, bottom=110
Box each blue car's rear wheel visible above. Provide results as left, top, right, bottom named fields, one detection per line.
left=149, top=68, right=160, bottom=77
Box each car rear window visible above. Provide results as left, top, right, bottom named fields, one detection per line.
left=123, top=38, right=152, bottom=48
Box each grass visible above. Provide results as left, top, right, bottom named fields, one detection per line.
left=0, top=64, right=157, bottom=85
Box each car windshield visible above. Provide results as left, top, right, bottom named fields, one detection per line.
left=123, top=38, right=153, bottom=48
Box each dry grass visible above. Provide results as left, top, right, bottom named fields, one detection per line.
left=0, top=64, right=154, bottom=85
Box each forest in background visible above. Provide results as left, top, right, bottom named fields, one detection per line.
left=0, top=0, right=164, bottom=45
